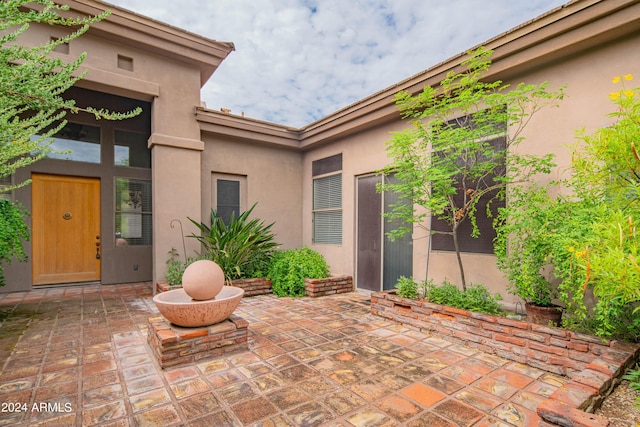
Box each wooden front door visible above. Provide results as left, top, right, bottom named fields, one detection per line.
left=32, top=174, right=101, bottom=285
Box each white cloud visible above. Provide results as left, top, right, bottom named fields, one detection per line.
left=103, top=0, right=567, bottom=127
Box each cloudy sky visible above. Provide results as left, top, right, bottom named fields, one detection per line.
left=104, top=0, right=568, bottom=128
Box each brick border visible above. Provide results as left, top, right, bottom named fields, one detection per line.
left=156, top=278, right=272, bottom=297
left=304, top=275, right=353, bottom=297
left=147, top=314, right=248, bottom=369
left=158, top=275, right=354, bottom=298
left=370, top=290, right=640, bottom=426
left=231, top=278, right=272, bottom=297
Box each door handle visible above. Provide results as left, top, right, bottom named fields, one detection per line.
left=96, top=242, right=101, bottom=259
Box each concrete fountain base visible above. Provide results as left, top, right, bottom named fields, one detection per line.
left=147, top=314, right=248, bottom=369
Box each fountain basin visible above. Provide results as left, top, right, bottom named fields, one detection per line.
left=153, top=286, right=244, bottom=327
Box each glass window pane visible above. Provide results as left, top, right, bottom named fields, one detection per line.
left=313, top=210, right=342, bottom=244
left=217, top=179, right=240, bottom=224
left=115, top=130, right=150, bottom=168
left=115, top=178, right=152, bottom=246
left=43, top=123, right=101, bottom=163
left=312, top=173, right=342, bottom=244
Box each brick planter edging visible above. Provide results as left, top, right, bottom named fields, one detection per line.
left=158, top=276, right=353, bottom=298
left=147, top=314, right=248, bottom=369
left=371, top=290, right=640, bottom=426
left=304, top=275, right=353, bottom=297
left=156, top=277, right=272, bottom=297
left=231, top=278, right=272, bottom=297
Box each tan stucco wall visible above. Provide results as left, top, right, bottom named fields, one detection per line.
left=302, top=121, right=404, bottom=276
left=201, top=136, right=303, bottom=250
left=302, top=31, right=640, bottom=303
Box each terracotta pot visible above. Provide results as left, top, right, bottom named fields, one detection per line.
left=525, top=303, right=563, bottom=326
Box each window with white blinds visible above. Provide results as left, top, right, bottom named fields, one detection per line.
left=313, top=173, right=342, bottom=244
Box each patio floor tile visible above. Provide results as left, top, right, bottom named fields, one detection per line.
left=376, top=394, right=422, bottom=422
left=433, top=399, right=484, bottom=427
left=0, top=282, right=603, bottom=426
left=401, top=383, right=446, bottom=408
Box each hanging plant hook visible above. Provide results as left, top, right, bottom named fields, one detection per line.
left=170, top=219, right=187, bottom=263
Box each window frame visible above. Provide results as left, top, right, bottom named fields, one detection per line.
left=429, top=112, right=507, bottom=254
left=312, top=171, right=343, bottom=245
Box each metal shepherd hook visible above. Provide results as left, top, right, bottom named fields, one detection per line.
left=170, top=219, right=187, bottom=263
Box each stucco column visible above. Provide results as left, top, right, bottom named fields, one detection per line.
left=150, top=134, right=204, bottom=289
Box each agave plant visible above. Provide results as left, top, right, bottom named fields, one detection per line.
left=188, top=203, right=279, bottom=284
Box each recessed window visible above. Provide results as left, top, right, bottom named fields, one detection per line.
left=115, top=178, right=152, bottom=246
left=212, top=173, right=247, bottom=225
left=117, top=55, right=134, bottom=71
left=430, top=113, right=506, bottom=254
left=313, top=173, right=342, bottom=244
left=217, top=180, right=240, bottom=224
left=312, top=154, right=343, bottom=245
left=41, top=122, right=101, bottom=163
left=114, top=130, right=150, bottom=168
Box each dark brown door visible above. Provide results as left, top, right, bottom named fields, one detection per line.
left=356, top=175, right=381, bottom=291
left=32, top=174, right=101, bottom=285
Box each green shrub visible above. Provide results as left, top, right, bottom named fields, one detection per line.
left=164, top=248, right=201, bottom=287
left=426, top=281, right=503, bottom=315
left=269, top=247, right=329, bottom=297
left=395, top=276, right=419, bottom=299
left=0, top=200, right=30, bottom=286
left=623, top=365, right=640, bottom=409
left=189, top=203, right=279, bottom=284
left=394, top=277, right=503, bottom=315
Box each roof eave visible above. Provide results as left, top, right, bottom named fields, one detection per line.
left=59, top=0, right=235, bottom=87
left=299, top=0, right=640, bottom=148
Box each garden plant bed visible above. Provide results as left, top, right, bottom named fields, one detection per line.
left=157, top=275, right=353, bottom=298
left=371, top=290, right=640, bottom=426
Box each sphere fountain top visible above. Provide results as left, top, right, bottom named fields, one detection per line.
left=182, top=260, right=224, bottom=300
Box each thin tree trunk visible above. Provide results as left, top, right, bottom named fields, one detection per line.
left=451, top=226, right=467, bottom=291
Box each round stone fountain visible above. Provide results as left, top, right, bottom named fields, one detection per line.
left=153, top=260, right=244, bottom=327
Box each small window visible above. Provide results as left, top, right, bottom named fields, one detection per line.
left=313, top=173, right=342, bottom=244
left=312, top=153, right=342, bottom=176
left=115, top=178, right=152, bottom=246
left=217, top=179, right=240, bottom=224
left=51, top=37, right=69, bottom=54
left=42, top=122, right=101, bottom=163
left=114, top=130, right=150, bottom=168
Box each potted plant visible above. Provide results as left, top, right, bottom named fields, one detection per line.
left=495, top=185, right=564, bottom=325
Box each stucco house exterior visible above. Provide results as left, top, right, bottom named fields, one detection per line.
left=2, top=0, right=640, bottom=303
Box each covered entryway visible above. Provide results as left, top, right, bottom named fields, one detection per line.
left=356, top=173, right=412, bottom=292
left=31, top=174, right=101, bottom=285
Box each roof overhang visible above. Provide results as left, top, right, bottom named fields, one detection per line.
left=185, top=0, right=639, bottom=151
left=297, top=0, right=640, bottom=149
left=55, top=0, right=235, bottom=87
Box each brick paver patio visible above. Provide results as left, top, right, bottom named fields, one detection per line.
left=0, top=282, right=576, bottom=426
